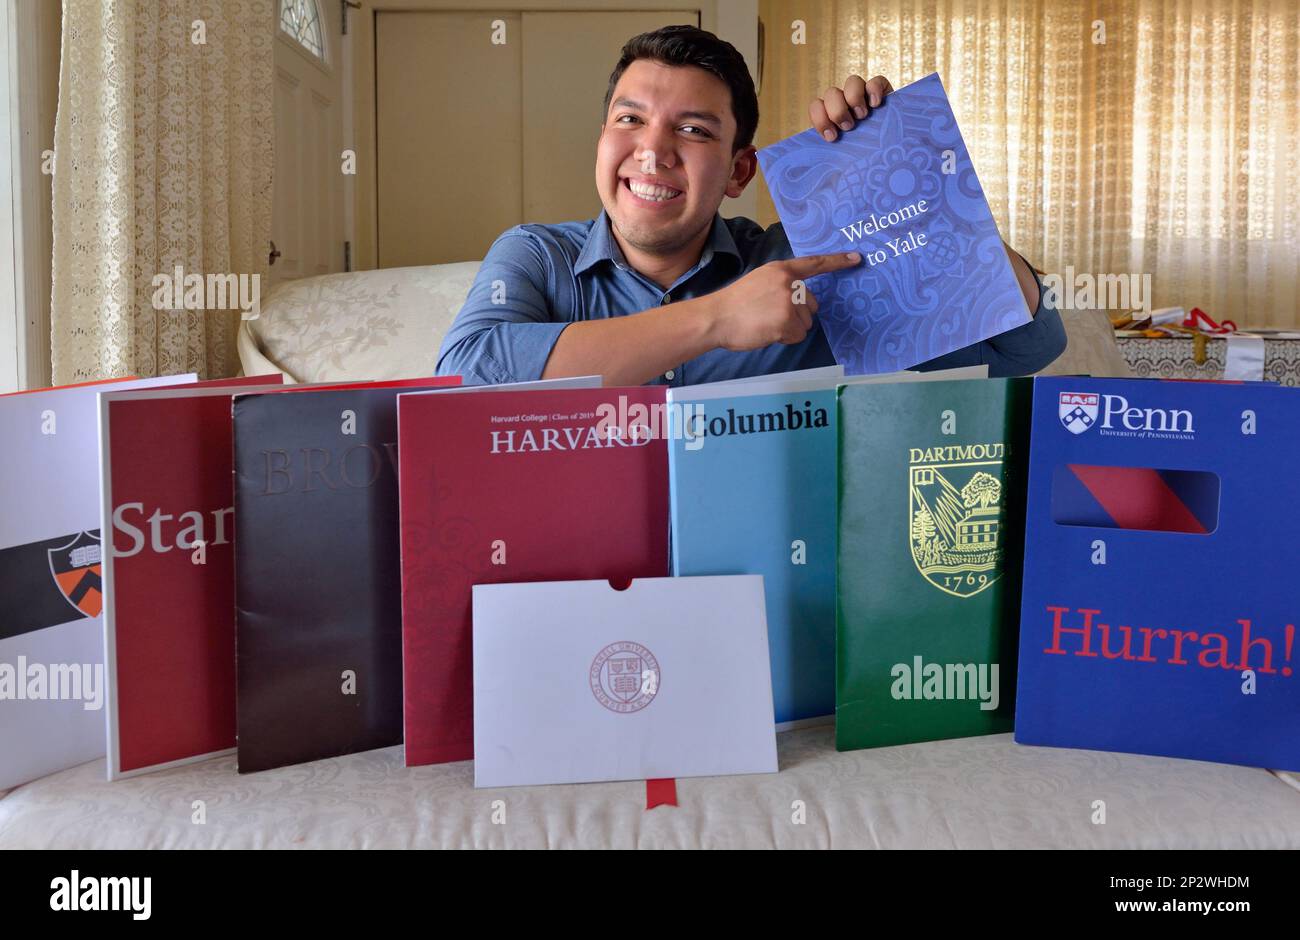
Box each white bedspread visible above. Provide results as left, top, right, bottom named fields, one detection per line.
left=2, top=729, right=1297, bottom=849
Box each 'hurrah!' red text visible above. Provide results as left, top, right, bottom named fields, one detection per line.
left=1043, top=606, right=1295, bottom=675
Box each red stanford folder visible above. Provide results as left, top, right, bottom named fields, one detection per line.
left=399, top=386, right=670, bottom=765
left=101, top=375, right=283, bottom=779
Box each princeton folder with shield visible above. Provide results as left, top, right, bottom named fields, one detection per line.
left=0, top=374, right=195, bottom=789
left=836, top=378, right=1030, bottom=750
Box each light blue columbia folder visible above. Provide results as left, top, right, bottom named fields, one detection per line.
left=667, top=365, right=986, bottom=725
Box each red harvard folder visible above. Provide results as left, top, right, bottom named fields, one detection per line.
left=398, top=386, right=671, bottom=765
left=100, top=374, right=283, bottom=779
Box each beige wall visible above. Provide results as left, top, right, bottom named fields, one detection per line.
left=351, top=0, right=759, bottom=270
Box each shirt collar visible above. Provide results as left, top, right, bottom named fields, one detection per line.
left=574, top=209, right=743, bottom=278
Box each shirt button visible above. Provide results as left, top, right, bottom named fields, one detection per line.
left=664, top=370, right=675, bottom=380
left=661, top=294, right=671, bottom=304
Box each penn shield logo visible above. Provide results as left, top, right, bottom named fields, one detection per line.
left=1059, top=391, right=1195, bottom=440
left=1059, top=392, right=1099, bottom=435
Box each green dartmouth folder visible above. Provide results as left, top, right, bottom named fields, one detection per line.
left=836, top=378, right=1031, bottom=750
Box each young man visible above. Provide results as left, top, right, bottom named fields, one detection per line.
left=437, top=26, right=1065, bottom=388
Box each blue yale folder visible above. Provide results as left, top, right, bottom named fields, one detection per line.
left=667, top=366, right=986, bottom=726
left=757, top=73, right=1029, bottom=374
left=1016, top=377, right=1300, bottom=771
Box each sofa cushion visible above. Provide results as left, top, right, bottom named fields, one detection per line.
left=1037, top=307, right=1131, bottom=378
left=2, top=729, right=1297, bottom=849
left=239, top=263, right=481, bottom=383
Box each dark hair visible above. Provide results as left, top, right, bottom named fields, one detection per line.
left=602, top=25, right=759, bottom=153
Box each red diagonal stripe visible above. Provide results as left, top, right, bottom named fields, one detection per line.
left=1069, top=465, right=1207, bottom=534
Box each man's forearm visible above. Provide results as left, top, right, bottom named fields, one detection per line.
left=541, top=296, right=720, bottom=387
left=539, top=246, right=1042, bottom=386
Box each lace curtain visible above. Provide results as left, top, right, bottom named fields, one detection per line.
left=50, top=0, right=273, bottom=382
left=756, top=0, right=1300, bottom=328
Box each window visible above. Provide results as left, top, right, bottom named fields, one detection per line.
left=279, top=0, right=325, bottom=60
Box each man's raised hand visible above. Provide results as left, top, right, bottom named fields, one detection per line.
left=810, top=75, right=895, bottom=141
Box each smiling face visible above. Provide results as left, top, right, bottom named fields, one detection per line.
left=596, top=59, right=755, bottom=260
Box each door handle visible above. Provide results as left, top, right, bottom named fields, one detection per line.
left=269, top=240, right=281, bottom=266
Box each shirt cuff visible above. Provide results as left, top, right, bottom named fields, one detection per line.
left=438, top=320, right=572, bottom=386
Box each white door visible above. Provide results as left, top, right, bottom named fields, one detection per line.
left=271, top=0, right=347, bottom=287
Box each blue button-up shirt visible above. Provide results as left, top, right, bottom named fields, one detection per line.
left=436, top=210, right=1066, bottom=387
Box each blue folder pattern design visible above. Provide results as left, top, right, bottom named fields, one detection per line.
left=757, top=73, right=1029, bottom=374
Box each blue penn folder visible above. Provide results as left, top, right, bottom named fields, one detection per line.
left=1016, top=377, right=1300, bottom=771
left=757, top=72, right=1030, bottom=374
left=667, top=366, right=986, bottom=726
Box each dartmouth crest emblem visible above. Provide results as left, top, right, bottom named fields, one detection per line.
left=908, top=447, right=1005, bottom=598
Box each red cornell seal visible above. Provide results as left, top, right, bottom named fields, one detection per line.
left=590, top=641, right=660, bottom=713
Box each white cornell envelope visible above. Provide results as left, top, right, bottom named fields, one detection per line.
left=472, top=575, right=778, bottom=787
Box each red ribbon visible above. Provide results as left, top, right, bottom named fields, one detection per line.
left=1183, top=306, right=1237, bottom=334
left=645, top=778, right=677, bottom=809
